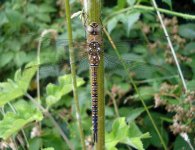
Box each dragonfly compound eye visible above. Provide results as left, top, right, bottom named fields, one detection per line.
left=87, top=26, right=93, bottom=33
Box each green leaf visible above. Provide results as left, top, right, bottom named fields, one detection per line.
left=0, top=62, right=38, bottom=106
left=133, top=86, right=156, bottom=101
left=126, top=12, right=140, bottom=35
left=0, top=11, right=8, bottom=27
left=36, top=13, right=51, bottom=22
left=127, top=0, right=136, bottom=6
left=117, top=0, right=126, bottom=9
left=0, top=52, right=14, bottom=68
left=142, top=113, right=169, bottom=148
left=46, top=74, right=85, bottom=108
left=126, top=107, right=145, bottom=123
left=29, top=138, right=43, bottom=150
left=187, top=80, right=195, bottom=90
left=42, top=148, right=55, bottom=150
left=162, top=0, right=172, bottom=9
left=183, top=42, right=195, bottom=55
left=5, top=9, right=23, bottom=29
left=39, top=4, right=56, bottom=13
left=107, top=17, right=118, bottom=33
left=106, top=117, right=150, bottom=150
left=0, top=100, right=43, bottom=140
left=179, top=24, right=195, bottom=39
left=174, top=135, right=193, bottom=150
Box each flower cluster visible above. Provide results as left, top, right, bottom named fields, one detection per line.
left=155, top=83, right=195, bottom=134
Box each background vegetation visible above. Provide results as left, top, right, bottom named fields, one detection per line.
left=0, top=0, right=195, bottom=149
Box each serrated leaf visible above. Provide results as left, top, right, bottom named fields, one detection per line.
left=126, top=107, right=145, bottom=123
left=127, top=0, right=136, bottom=6
left=117, top=0, right=126, bottom=9
left=179, top=24, right=195, bottom=39
left=39, top=4, right=56, bottom=13
left=183, top=42, right=195, bottom=55
left=106, top=117, right=150, bottom=150
left=0, top=52, right=14, bottom=68
left=126, top=12, right=140, bottom=35
left=133, top=86, right=156, bottom=101
left=0, top=11, right=8, bottom=26
left=187, top=80, right=195, bottom=90
left=36, top=13, right=51, bottom=22
left=5, top=9, right=24, bottom=30
left=0, top=62, right=38, bottom=106
left=107, top=17, right=118, bottom=33
left=0, top=100, right=43, bottom=140
left=46, top=74, right=85, bottom=108
left=174, top=135, right=193, bottom=150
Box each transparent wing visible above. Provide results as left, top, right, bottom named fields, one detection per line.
left=17, top=31, right=183, bottom=85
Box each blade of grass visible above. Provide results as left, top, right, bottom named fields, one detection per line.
left=64, top=0, right=86, bottom=150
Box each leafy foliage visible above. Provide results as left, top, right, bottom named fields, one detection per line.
left=0, top=62, right=37, bottom=106
left=0, top=0, right=195, bottom=149
left=105, top=117, right=150, bottom=150
left=0, top=100, right=43, bottom=140
left=46, top=74, right=85, bottom=108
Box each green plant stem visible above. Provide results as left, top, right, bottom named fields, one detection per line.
left=84, top=0, right=105, bottom=149
left=26, top=93, right=74, bottom=150
left=107, top=91, right=120, bottom=118
left=104, top=4, right=195, bottom=23
left=64, top=0, right=86, bottom=150
left=103, top=27, right=168, bottom=150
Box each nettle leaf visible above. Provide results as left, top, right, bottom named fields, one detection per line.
left=5, top=9, right=24, bottom=29
left=179, top=24, right=195, bottom=39
left=0, top=52, right=14, bottom=68
left=117, top=0, right=126, bottom=9
left=126, top=12, right=140, bottom=35
left=133, top=86, right=156, bottom=101
left=0, top=11, right=8, bottom=27
left=127, top=0, right=136, bottom=6
left=46, top=74, right=85, bottom=108
left=106, top=117, right=150, bottom=150
left=107, top=17, right=118, bottom=33
left=0, top=100, right=43, bottom=140
left=0, top=62, right=37, bottom=106
left=39, top=4, right=56, bottom=13
left=183, top=42, right=195, bottom=55
left=174, top=135, right=194, bottom=150
left=187, top=80, right=195, bottom=90
left=162, top=0, right=172, bottom=9
left=126, top=107, right=145, bottom=123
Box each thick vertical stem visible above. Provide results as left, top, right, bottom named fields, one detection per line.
left=64, top=1, right=86, bottom=150
left=84, top=0, right=105, bottom=149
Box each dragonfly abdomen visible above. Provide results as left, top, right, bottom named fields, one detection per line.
left=91, top=65, right=98, bottom=143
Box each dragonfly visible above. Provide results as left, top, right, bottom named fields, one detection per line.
left=18, top=22, right=181, bottom=143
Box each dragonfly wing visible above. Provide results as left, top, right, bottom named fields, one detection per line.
left=104, top=53, right=177, bottom=83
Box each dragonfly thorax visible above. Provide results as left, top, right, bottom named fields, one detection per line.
left=88, top=41, right=101, bottom=65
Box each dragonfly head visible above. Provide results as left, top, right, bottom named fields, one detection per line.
left=87, top=22, right=101, bottom=35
